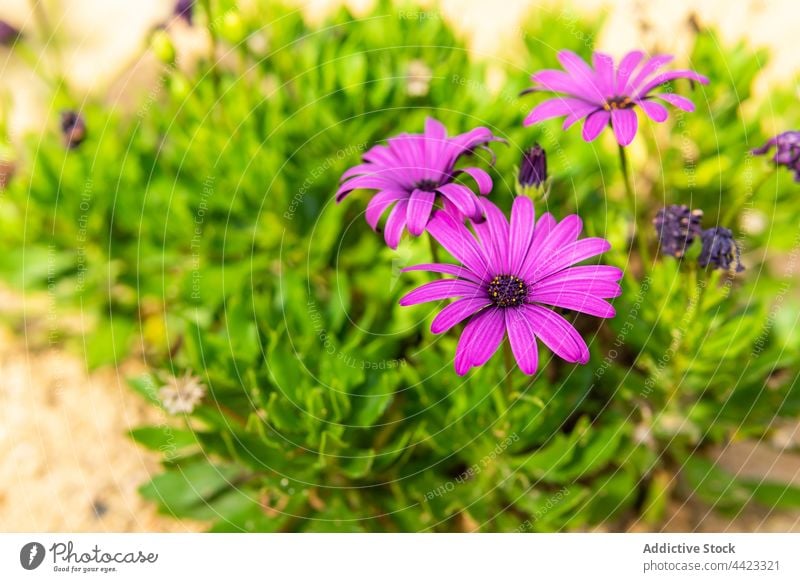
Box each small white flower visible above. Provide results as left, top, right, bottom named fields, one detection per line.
left=158, top=371, right=206, bottom=415
left=406, top=60, right=432, bottom=97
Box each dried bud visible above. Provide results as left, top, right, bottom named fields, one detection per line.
left=60, top=110, right=87, bottom=149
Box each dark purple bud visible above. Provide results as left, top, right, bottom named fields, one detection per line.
left=698, top=227, right=744, bottom=272
left=174, top=0, right=194, bottom=25
left=752, top=131, right=800, bottom=181
left=60, top=110, right=87, bottom=149
left=518, top=144, right=547, bottom=188
left=0, top=20, right=21, bottom=47
left=653, top=204, right=703, bottom=258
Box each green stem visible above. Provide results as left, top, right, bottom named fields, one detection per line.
left=618, top=145, right=651, bottom=268
left=491, top=342, right=514, bottom=421
left=428, top=234, right=440, bottom=264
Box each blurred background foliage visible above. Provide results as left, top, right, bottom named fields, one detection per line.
left=1, top=0, right=799, bottom=531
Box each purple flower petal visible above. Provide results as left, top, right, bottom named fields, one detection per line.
left=563, top=103, right=602, bottom=129
left=509, top=196, right=536, bottom=273
left=611, top=108, right=638, bottom=146
left=529, top=70, right=603, bottom=103
left=365, top=190, right=407, bottom=230
left=431, top=297, right=491, bottom=334
left=337, top=175, right=396, bottom=201
left=592, top=52, right=616, bottom=96
left=455, top=166, right=493, bottom=195
left=436, top=183, right=482, bottom=221
left=654, top=92, right=696, bottom=112
left=557, top=50, right=598, bottom=88
left=615, top=50, right=644, bottom=94
left=626, top=54, right=674, bottom=94
left=454, top=307, right=505, bottom=375
left=534, top=265, right=623, bottom=287
left=524, top=305, right=590, bottom=364
left=473, top=198, right=510, bottom=271
left=528, top=289, right=616, bottom=318
left=528, top=237, right=611, bottom=282
left=635, top=70, right=709, bottom=99
left=524, top=97, right=595, bottom=126
left=426, top=210, right=491, bottom=279
left=533, top=276, right=622, bottom=299
left=505, top=308, right=539, bottom=375
left=384, top=199, right=408, bottom=249
left=637, top=99, right=669, bottom=122
left=402, top=263, right=484, bottom=285
left=582, top=110, right=610, bottom=142
left=406, top=189, right=436, bottom=236
left=399, top=278, right=483, bottom=306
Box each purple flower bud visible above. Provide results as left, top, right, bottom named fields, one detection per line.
left=653, top=204, right=703, bottom=258
left=699, top=227, right=744, bottom=272
left=752, top=131, right=800, bottom=181
left=60, top=111, right=87, bottom=149
left=518, top=144, right=547, bottom=188
left=174, top=0, right=194, bottom=25
left=0, top=20, right=21, bottom=47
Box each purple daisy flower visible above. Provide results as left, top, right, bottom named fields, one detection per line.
left=399, top=197, right=621, bottom=375
left=337, top=117, right=500, bottom=249
left=752, top=131, right=800, bottom=181
left=523, top=50, right=709, bottom=146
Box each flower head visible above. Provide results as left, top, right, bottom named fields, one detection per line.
left=60, top=110, right=86, bottom=149
left=158, top=371, right=206, bottom=415
left=653, top=204, right=703, bottom=258
left=752, top=131, right=800, bottom=181
left=518, top=144, right=547, bottom=189
left=523, top=50, right=709, bottom=146
left=699, top=227, right=744, bottom=272
left=337, top=117, right=500, bottom=248
left=0, top=20, right=21, bottom=47
left=400, top=197, right=621, bottom=375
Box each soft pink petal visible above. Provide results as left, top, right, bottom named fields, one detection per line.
left=505, top=308, right=539, bottom=375
left=524, top=305, right=590, bottom=364
left=557, top=50, right=597, bottom=88
left=529, top=70, right=603, bottom=102
left=383, top=200, right=408, bottom=249
left=455, top=167, right=493, bottom=195
left=592, top=52, right=616, bottom=95
left=365, top=190, right=407, bottom=230
left=615, top=50, right=644, bottom=94
left=430, top=297, right=491, bottom=334
left=611, top=108, right=638, bottom=146
left=654, top=92, right=696, bottom=112
left=582, top=110, right=610, bottom=142
left=635, top=70, right=709, bottom=98
left=406, top=189, right=436, bottom=236
left=337, top=175, right=396, bottom=201
left=402, top=263, right=484, bottom=285
left=426, top=211, right=490, bottom=279
left=399, top=279, right=483, bottom=306
left=454, top=308, right=505, bottom=375
left=637, top=99, right=669, bottom=122
left=563, top=102, right=602, bottom=129
left=435, top=183, right=481, bottom=221
left=528, top=290, right=616, bottom=318
left=508, top=196, right=536, bottom=273
left=524, top=97, right=596, bottom=126
left=528, top=237, right=611, bottom=282
left=626, top=54, right=674, bottom=94
left=532, top=277, right=622, bottom=299
left=473, top=198, right=510, bottom=272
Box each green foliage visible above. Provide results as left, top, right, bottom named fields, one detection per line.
left=2, top=0, right=799, bottom=531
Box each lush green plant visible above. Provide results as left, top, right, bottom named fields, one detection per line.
left=3, top=0, right=800, bottom=531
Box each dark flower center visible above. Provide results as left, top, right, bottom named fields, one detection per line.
left=488, top=275, right=528, bottom=307
left=603, top=96, right=633, bottom=111
left=414, top=179, right=439, bottom=192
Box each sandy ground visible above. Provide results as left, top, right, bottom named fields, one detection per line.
left=0, top=289, right=203, bottom=532
left=1, top=0, right=800, bottom=532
